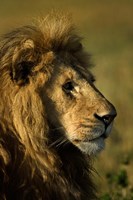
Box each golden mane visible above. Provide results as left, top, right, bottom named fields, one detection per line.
left=0, top=13, right=97, bottom=199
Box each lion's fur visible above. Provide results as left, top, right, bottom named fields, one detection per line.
left=0, top=13, right=99, bottom=200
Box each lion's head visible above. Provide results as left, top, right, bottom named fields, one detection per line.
left=44, top=62, right=117, bottom=155
left=0, top=13, right=116, bottom=156
left=0, top=13, right=117, bottom=199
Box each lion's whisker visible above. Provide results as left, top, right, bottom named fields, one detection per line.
left=50, top=122, right=83, bottom=131
left=49, top=137, right=65, bottom=147
left=50, top=127, right=64, bottom=131
left=55, top=138, right=69, bottom=148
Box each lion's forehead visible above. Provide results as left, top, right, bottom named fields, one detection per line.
left=51, top=64, right=93, bottom=85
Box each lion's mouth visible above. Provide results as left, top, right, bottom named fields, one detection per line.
left=74, top=132, right=107, bottom=144
left=86, top=132, right=107, bottom=141
left=86, top=126, right=112, bottom=142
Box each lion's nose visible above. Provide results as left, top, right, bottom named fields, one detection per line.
left=94, top=110, right=117, bottom=127
left=101, top=114, right=116, bottom=126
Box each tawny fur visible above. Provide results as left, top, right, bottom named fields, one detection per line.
left=0, top=13, right=115, bottom=200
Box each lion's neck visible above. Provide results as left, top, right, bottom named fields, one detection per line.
left=45, top=136, right=96, bottom=199
left=1, top=127, right=96, bottom=200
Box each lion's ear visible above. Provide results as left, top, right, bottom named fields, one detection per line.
left=11, top=39, right=40, bottom=85
left=11, top=60, right=35, bottom=85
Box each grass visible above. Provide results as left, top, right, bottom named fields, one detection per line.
left=99, top=156, right=133, bottom=200
left=0, top=0, right=133, bottom=198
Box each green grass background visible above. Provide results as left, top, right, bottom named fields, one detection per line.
left=0, top=0, right=133, bottom=198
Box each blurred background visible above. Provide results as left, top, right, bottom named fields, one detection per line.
left=0, top=0, right=133, bottom=199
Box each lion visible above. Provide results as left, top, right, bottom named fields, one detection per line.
left=0, top=13, right=117, bottom=200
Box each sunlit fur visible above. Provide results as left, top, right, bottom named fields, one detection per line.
left=0, top=12, right=116, bottom=200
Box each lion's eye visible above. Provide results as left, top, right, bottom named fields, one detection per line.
left=62, top=81, right=74, bottom=92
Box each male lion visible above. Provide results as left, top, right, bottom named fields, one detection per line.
left=0, top=13, right=116, bottom=200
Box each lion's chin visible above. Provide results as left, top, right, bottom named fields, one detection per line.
left=74, top=137, right=105, bottom=155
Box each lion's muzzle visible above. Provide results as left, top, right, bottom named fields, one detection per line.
left=94, top=108, right=117, bottom=129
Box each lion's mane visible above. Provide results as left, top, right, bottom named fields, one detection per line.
left=0, top=13, right=96, bottom=200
